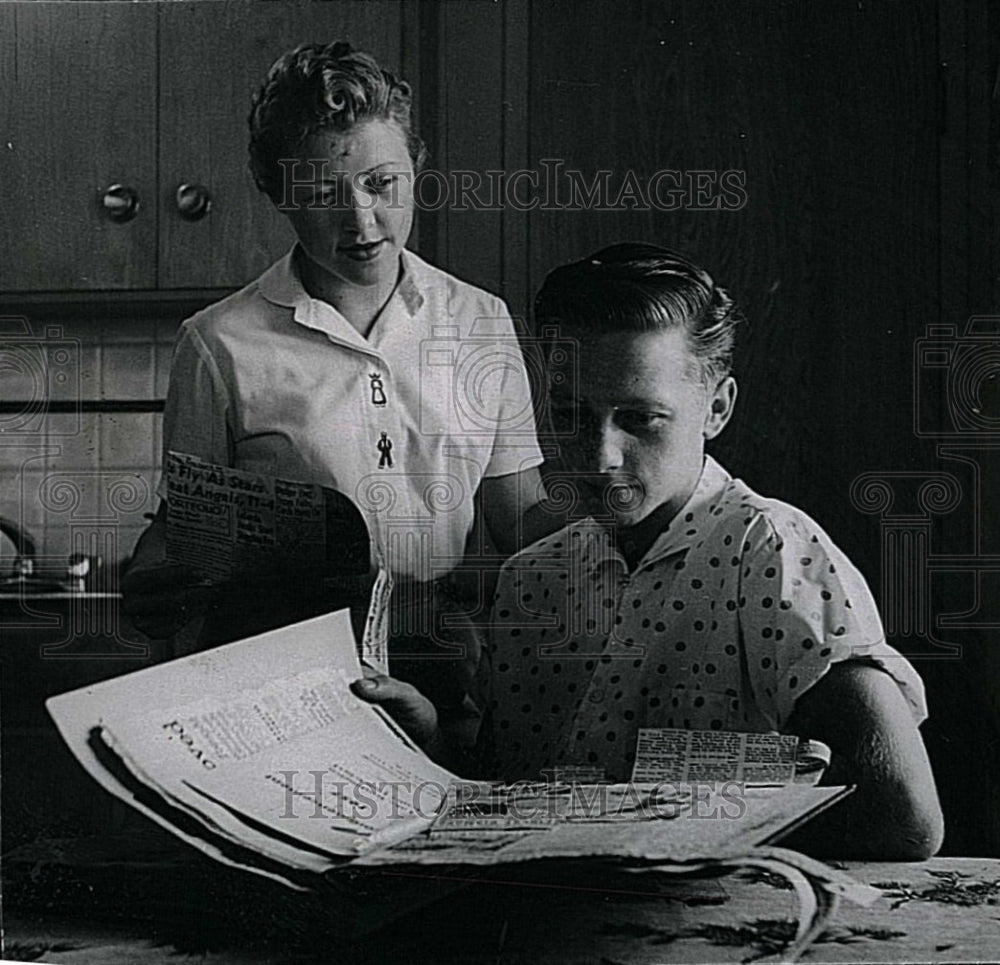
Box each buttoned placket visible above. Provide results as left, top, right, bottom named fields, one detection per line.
left=558, top=530, right=636, bottom=764
left=367, top=359, right=396, bottom=471
left=305, top=324, right=400, bottom=475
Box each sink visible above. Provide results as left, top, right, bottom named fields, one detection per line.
left=0, top=586, right=120, bottom=600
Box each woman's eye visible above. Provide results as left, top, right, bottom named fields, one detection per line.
left=304, top=186, right=341, bottom=207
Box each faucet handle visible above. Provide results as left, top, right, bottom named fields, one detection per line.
left=67, top=553, right=91, bottom=580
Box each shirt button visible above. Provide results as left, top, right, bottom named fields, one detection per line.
left=588, top=689, right=605, bottom=703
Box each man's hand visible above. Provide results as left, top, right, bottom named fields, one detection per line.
left=351, top=669, right=440, bottom=748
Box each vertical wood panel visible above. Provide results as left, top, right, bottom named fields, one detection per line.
left=0, top=3, right=158, bottom=291
left=938, top=0, right=1000, bottom=856
left=400, top=0, right=422, bottom=255
left=501, top=0, right=531, bottom=326
left=940, top=0, right=969, bottom=326
left=527, top=0, right=813, bottom=506
left=520, top=0, right=997, bottom=853
left=434, top=1, right=505, bottom=296
left=524, top=0, right=940, bottom=572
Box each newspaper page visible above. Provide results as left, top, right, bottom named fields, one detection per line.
left=355, top=782, right=853, bottom=867
left=164, top=450, right=370, bottom=583
left=47, top=611, right=457, bottom=871
left=164, top=451, right=389, bottom=670
left=629, top=728, right=830, bottom=785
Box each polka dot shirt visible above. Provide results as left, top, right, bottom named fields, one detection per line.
left=484, top=456, right=927, bottom=782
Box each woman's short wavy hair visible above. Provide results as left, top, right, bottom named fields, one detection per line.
left=534, top=242, right=745, bottom=385
left=248, top=40, right=426, bottom=202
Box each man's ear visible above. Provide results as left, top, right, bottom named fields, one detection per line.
left=703, top=376, right=737, bottom=440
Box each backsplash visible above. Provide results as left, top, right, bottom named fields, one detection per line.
left=0, top=308, right=185, bottom=571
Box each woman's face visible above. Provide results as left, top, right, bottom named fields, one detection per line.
left=281, top=119, right=415, bottom=292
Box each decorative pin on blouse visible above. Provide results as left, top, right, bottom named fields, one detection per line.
left=369, top=372, right=387, bottom=407
left=377, top=431, right=394, bottom=469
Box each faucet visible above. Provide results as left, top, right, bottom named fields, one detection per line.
left=0, top=516, right=37, bottom=577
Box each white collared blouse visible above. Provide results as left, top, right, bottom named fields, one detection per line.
left=159, top=248, right=544, bottom=579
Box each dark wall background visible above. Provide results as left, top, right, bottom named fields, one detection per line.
left=414, top=0, right=1000, bottom=856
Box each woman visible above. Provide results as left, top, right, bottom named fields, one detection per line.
left=356, top=243, right=945, bottom=859
left=125, top=42, right=554, bottom=703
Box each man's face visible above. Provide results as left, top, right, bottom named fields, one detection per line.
left=281, top=119, right=415, bottom=291
left=548, top=326, right=735, bottom=528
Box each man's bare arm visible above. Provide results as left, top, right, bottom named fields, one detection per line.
left=782, top=661, right=944, bottom=860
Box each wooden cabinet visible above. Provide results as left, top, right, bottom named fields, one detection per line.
left=0, top=1, right=407, bottom=292
left=0, top=3, right=159, bottom=291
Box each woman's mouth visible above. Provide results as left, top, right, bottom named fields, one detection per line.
left=339, top=240, right=386, bottom=261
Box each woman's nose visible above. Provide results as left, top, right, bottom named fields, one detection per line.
left=343, top=186, right=377, bottom=231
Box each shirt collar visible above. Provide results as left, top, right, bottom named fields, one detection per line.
left=560, top=455, right=733, bottom=569
left=640, top=455, right=732, bottom=564
left=395, top=250, right=425, bottom=314
left=258, top=246, right=426, bottom=348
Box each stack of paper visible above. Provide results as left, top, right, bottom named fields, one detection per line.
left=47, top=610, right=456, bottom=890
left=48, top=608, right=880, bottom=959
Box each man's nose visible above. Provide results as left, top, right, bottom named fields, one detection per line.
left=580, top=416, right=624, bottom=473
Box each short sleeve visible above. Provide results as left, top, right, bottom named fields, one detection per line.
left=738, top=510, right=928, bottom=729
left=482, top=300, right=544, bottom=479
left=156, top=320, right=233, bottom=499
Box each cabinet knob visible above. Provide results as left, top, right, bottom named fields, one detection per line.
left=100, top=184, right=140, bottom=222
left=175, top=183, right=212, bottom=221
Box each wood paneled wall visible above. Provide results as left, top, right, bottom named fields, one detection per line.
left=417, top=0, right=1000, bottom=856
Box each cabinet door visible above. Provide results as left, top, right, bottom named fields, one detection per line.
left=157, top=0, right=404, bottom=290
left=0, top=3, right=157, bottom=291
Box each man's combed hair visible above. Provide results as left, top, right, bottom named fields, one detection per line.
left=534, top=242, right=745, bottom=384
left=248, top=40, right=426, bottom=201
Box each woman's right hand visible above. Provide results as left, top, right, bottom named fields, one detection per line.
left=122, top=561, right=214, bottom=639
left=121, top=504, right=213, bottom=639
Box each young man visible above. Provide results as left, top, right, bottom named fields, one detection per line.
left=355, top=243, right=944, bottom=860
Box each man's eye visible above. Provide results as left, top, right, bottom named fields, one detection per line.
left=616, top=410, right=667, bottom=432
left=369, top=175, right=397, bottom=193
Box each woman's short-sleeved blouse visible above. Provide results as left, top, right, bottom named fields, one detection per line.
left=158, top=247, right=544, bottom=579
